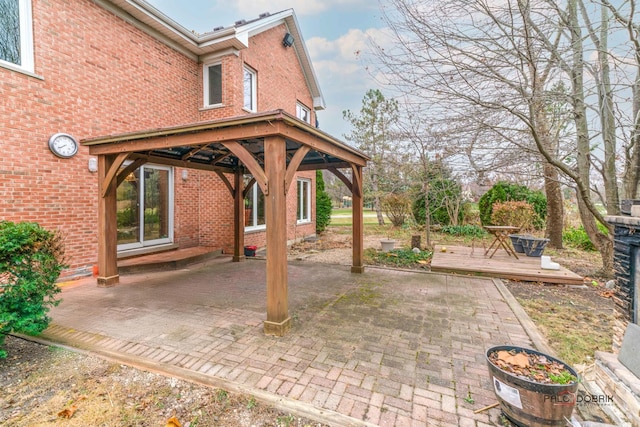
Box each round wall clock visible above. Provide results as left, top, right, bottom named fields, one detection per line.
left=48, top=133, right=79, bottom=158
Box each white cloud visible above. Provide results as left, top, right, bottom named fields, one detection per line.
left=307, top=27, right=389, bottom=62
left=305, top=27, right=394, bottom=138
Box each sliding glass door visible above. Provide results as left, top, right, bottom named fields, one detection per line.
left=117, top=164, right=173, bottom=251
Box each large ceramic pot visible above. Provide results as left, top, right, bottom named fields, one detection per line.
left=486, top=345, right=579, bottom=427
left=508, top=234, right=530, bottom=254
left=518, top=236, right=550, bottom=257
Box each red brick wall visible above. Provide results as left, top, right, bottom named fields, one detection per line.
left=1, top=0, right=199, bottom=275
left=0, top=1, right=316, bottom=275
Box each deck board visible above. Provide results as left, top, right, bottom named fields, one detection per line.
left=430, top=245, right=585, bottom=285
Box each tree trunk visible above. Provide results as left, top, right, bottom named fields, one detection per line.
left=596, top=5, right=620, bottom=214
left=576, top=192, right=614, bottom=274
left=423, top=184, right=432, bottom=249
left=371, top=171, right=385, bottom=225
left=543, top=162, right=564, bottom=249
left=533, top=100, right=564, bottom=249
left=569, top=0, right=613, bottom=275
left=374, top=195, right=385, bottom=226
left=623, top=69, right=640, bottom=199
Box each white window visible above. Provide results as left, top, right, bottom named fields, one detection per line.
left=296, top=102, right=311, bottom=124
left=203, top=62, right=222, bottom=107
left=0, top=0, right=34, bottom=73
left=297, top=179, right=311, bottom=223
left=244, top=178, right=265, bottom=230
left=243, top=66, right=256, bottom=111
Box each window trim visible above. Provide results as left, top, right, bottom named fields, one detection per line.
left=203, top=62, right=223, bottom=108
left=296, top=102, right=311, bottom=124
left=243, top=65, right=257, bottom=112
left=297, top=178, right=312, bottom=224
left=0, top=0, right=34, bottom=73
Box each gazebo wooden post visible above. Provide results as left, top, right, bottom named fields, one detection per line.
left=263, top=136, right=290, bottom=336
left=97, top=154, right=119, bottom=287
left=351, top=165, right=365, bottom=273
left=232, top=170, right=245, bottom=262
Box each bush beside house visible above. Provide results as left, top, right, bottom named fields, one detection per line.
left=0, top=222, right=66, bottom=358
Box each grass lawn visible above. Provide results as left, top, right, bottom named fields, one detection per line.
left=330, top=208, right=388, bottom=226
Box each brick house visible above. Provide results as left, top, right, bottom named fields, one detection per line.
left=2, top=0, right=367, bottom=334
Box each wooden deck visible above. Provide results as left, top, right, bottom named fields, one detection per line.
left=117, top=247, right=223, bottom=274
left=430, top=245, right=585, bottom=285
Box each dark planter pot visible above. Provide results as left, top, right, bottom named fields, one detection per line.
left=518, top=236, right=550, bottom=257
left=486, top=345, right=579, bottom=427
left=508, top=234, right=531, bottom=254
left=244, top=245, right=257, bottom=257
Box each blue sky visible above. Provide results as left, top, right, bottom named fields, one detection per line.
left=146, top=0, right=387, bottom=140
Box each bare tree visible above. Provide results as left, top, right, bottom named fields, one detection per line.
left=343, top=89, right=400, bottom=225
left=367, top=0, right=640, bottom=272
left=372, top=0, right=566, bottom=247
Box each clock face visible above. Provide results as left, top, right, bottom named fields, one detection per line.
left=49, top=133, right=79, bottom=158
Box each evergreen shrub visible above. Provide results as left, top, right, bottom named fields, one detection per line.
left=0, top=221, right=66, bottom=358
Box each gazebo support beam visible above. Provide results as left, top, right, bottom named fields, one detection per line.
left=263, top=136, right=290, bottom=336
left=351, top=165, right=365, bottom=273
left=97, top=154, right=120, bottom=287
left=233, top=170, right=245, bottom=262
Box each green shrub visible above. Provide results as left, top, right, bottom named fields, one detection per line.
left=479, top=182, right=546, bottom=229
left=440, top=225, right=487, bottom=238
left=490, top=200, right=539, bottom=232
left=0, top=221, right=66, bottom=358
left=381, top=193, right=411, bottom=227
left=563, top=224, right=608, bottom=251
left=316, top=170, right=332, bottom=233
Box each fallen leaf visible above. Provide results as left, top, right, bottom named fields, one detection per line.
left=57, top=396, right=86, bottom=419
left=58, top=405, right=77, bottom=419
left=166, top=416, right=181, bottom=427
left=599, top=290, right=615, bottom=298
left=417, top=260, right=428, bottom=264
left=496, top=350, right=530, bottom=368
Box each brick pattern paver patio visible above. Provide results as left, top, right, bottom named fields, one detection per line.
left=41, top=259, right=534, bottom=426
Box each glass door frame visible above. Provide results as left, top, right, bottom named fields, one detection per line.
left=117, top=163, right=174, bottom=252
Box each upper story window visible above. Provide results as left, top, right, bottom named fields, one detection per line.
left=0, top=0, right=34, bottom=73
left=243, top=66, right=256, bottom=112
left=296, top=102, right=311, bottom=124
left=297, top=178, right=311, bottom=223
left=204, top=62, right=222, bottom=107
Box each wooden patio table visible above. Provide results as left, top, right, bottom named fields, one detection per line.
left=484, top=225, right=520, bottom=259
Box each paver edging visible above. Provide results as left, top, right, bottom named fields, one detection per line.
left=491, top=278, right=555, bottom=356
left=13, top=333, right=378, bottom=427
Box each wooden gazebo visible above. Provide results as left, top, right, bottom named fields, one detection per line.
left=82, top=110, right=368, bottom=336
